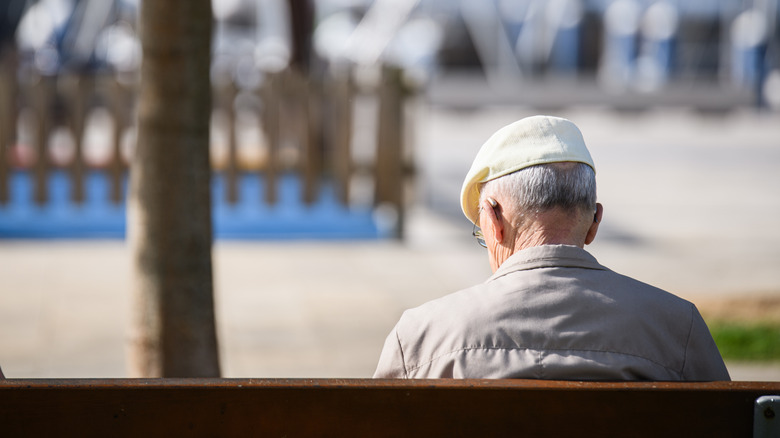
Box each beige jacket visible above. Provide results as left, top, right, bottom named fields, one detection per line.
left=374, top=245, right=730, bottom=381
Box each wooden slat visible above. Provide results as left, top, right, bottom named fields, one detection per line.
left=259, top=72, right=280, bottom=205
left=302, top=75, right=322, bottom=205
left=65, top=74, right=90, bottom=204
left=284, top=69, right=311, bottom=203
left=331, top=72, right=354, bottom=205
left=32, top=75, right=54, bottom=206
left=0, top=379, right=778, bottom=437
left=106, top=76, right=129, bottom=204
left=374, top=66, right=405, bottom=237
left=224, top=81, right=239, bottom=204
left=0, top=49, right=14, bottom=205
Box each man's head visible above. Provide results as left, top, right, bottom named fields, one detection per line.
left=460, top=116, right=602, bottom=270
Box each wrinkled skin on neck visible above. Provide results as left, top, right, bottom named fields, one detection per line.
left=479, top=199, right=603, bottom=272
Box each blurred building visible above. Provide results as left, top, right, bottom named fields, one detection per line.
left=5, top=0, right=779, bottom=109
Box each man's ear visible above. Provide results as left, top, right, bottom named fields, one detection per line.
left=483, top=198, right=504, bottom=244
left=584, top=203, right=603, bottom=245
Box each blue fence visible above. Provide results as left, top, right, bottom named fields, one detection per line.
left=0, top=171, right=382, bottom=240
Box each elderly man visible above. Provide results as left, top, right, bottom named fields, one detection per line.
left=374, top=115, right=730, bottom=380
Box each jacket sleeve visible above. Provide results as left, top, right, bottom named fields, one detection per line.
left=373, top=326, right=408, bottom=378
left=682, top=306, right=731, bottom=381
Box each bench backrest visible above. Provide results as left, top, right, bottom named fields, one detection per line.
left=2, top=379, right=779, bottom=437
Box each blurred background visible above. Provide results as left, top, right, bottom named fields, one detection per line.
left=0, top=0, right=779, bottom=379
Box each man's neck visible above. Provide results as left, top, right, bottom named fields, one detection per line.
left=489, top=210, right=590, bottom=272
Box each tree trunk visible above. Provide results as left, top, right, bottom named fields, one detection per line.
left=128, top=0, right=220, bottom=377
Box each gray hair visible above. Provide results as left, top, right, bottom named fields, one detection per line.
left=480, top=162, right=597, bottom=214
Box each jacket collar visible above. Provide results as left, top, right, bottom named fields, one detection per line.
left=490, top=244, right=607, bottom=281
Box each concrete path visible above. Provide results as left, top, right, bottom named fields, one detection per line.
left=1, top=107, right=779, bottom=380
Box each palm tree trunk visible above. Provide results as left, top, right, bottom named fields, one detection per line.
left=128, top=0, right=220, bottom=377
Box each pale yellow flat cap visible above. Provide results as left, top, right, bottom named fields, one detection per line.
left=460, top=115, right=595, bottom=224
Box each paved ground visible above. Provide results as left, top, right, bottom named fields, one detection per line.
left=1, top=106, right=779, bottom=380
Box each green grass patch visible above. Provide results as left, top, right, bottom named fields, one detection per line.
left=709, top=321, right=780, bottom=361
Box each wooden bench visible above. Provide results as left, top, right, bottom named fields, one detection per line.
left=1, top=379, right=779, bottom=437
